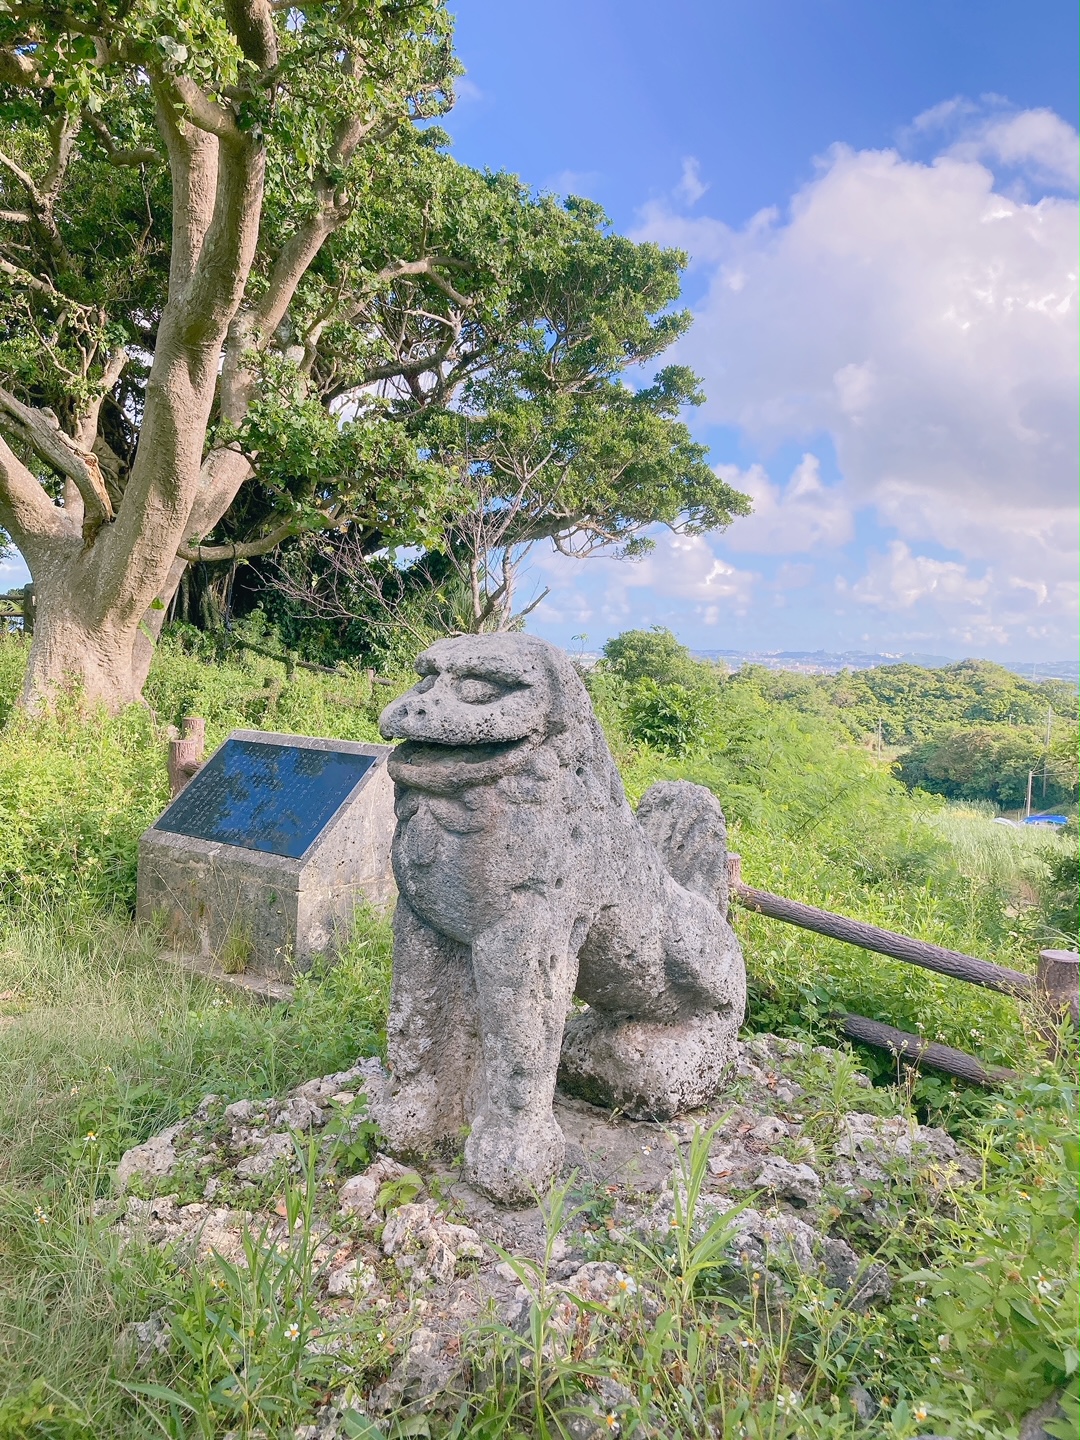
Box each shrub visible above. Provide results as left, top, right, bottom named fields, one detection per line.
left=601, top=625, right=720, bottom=690
left=625, top=678, right=715, bottom=755
left=1040, top=826, right=1079, bottom=944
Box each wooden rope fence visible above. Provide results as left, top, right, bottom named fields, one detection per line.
left=725, top=853, right=1078, bottom=1086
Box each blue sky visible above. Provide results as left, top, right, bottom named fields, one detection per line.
left=443, top=0, right=1080, bottom=660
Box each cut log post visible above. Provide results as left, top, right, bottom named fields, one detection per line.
left=731, top=881, right=1032, bottom=998
left=1035, top=949, right=1079, bottom=1055
left=841, top=1013, right=1017, bottom=1087
left=168, top=716, right=206, bottom=798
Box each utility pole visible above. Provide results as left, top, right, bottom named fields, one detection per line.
left=1025, top=769, right=1034, bottom=819
left=1042, top=704, right=1053, bottom=799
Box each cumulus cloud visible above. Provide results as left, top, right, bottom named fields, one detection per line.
left=847, top=541, right=990, bottom=610
left=531, top=530, right=757, bottom=629
left=632, top=102, right=1079, bottom=651
left=717, top=453, right=853, bottom=553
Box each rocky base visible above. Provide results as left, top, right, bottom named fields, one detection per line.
left=110, top=1034, right=982, bottom=1437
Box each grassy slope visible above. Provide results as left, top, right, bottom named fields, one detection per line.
left=0, top=632, right=1075, bottom=1438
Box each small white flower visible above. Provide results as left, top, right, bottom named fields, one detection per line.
left=937, top=1333, right=950, bottom=1351
left=284, top=1322, right=300, bottom=1341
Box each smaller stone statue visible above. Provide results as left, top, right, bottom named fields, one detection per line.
left=377, top=634, right=746, bottom=1204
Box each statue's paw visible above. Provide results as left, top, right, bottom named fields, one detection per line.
left=464, top=1111, right=565, bottom=1206
left=559, top=1008, right=740, bottom=1121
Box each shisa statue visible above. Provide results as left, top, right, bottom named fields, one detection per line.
left=377, top=634, right=746, bottom=1204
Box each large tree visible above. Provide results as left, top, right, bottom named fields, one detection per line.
left=0, top=2, right=748, bottom=710
left=0, top=0, right=457, bottom=708
left=187, top=191, right=751, bottom=646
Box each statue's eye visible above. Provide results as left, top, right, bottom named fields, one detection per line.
left=457, top=677, right=503, bottom=704
left=414, top=675, right=436, bottom=694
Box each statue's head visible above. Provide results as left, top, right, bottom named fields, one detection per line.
left=378, top=634, right=589, bottom=790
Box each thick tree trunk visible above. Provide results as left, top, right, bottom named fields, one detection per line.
left=21, top=579, right=146, bottom=711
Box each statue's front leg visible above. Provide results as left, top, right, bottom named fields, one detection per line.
left=464, top=911, right=577, bottom=1205
left=381, top=898, right=481, bottom=1158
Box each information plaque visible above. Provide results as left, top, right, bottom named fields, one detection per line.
left=154, top=737, right=376, bottom=859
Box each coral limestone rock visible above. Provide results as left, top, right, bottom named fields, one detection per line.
left=377, top=633, right=746, bottom=1204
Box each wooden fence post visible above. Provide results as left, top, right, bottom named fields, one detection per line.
left=1035, top=949, right=1079, bottom=1054
left=168, top=716, right=206, bottom=798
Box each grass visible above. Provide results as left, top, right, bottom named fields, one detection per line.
left=0, top=631, right=1075, bottom=1436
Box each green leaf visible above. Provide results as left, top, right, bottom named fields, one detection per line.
left=343, top=1415, right=388, bottom=1439
left=157, top=35, right=188, bottom=62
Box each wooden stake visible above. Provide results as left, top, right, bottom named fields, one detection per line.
left=1035, top=949, right=1079, bottom=1054
left=841, top=1013, right=1017, bottom=1086
left=168, top=716, right=206, bottom=798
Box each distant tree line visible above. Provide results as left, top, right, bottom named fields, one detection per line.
left=592, top=628, right=1078, bottom=814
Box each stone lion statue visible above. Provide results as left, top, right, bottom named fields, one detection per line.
left=376, top=633, right=746, bottom=1204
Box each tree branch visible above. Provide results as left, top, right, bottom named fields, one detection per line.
left=172, top=76, right=244, bottom=143
left=0, top=386, right=114, bottom=540
left=176, top=509, right=339, bottom=562
left=0, top=429, right=75, bottom=551
left=83, top=111, right=161, bottom=167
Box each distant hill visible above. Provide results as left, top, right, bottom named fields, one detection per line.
left=694, top=649, right=1079, bottom=684
left=695, top=648, right=951, bottom=674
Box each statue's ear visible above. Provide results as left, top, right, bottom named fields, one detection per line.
left=536, top=642, right=585, bottom=736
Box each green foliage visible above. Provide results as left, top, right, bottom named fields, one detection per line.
left=625, top=678, right=715, bottom=756
left=0, top=686, right=167, bottom=909
left=601, top=626, right=719, bottom=690
left=908, top=1071, right=1078, bottom=1432
left=730, top=659, right=1078, bottom=813
left=898, top=726, right=1076, bottom=811
left=1040, top=826, right=1079, bottom=944
left=744, top=660, right=1078, bottom=746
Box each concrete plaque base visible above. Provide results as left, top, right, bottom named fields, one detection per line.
left=137, top=730, right=395, bottom=981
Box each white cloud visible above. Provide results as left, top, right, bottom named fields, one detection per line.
left=675, top=156, right=709, bottom=206
left=0, top=554, right=30, bottom=587
left=848, top=541, right=990, bottom=610
left=532, top=530, right=757, bottom=628
left=717, top=453, right=853, bottom=553
left=963, top=110, right=1078, bottom=192
left=543, top=168, right=602, bottom=197
left=633, top=105, right=1079, bottom=650
left=453, top=76, right=484, bottom=104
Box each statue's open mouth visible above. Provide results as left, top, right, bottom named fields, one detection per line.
left=390, top=736, right=531, bottom=769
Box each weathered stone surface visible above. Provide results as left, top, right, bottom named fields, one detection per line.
left=136, top=731, right=396, bottom=980
left=376, top=634, right=746, bottom=1204
left=754, top=1155, right=823, bottom=1206
left=116, top=1124, right=182, bottom=1189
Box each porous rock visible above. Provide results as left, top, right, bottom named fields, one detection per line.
left=116, top=1125, right=182, bottom=1190
left=754, top=1155, right=823, bottom=1206
left=380, top=1199, right=484, bottom=1284
left=835, top=1113, right=981, bottom=1188
left=376, top=634, right=746, bottom=1204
